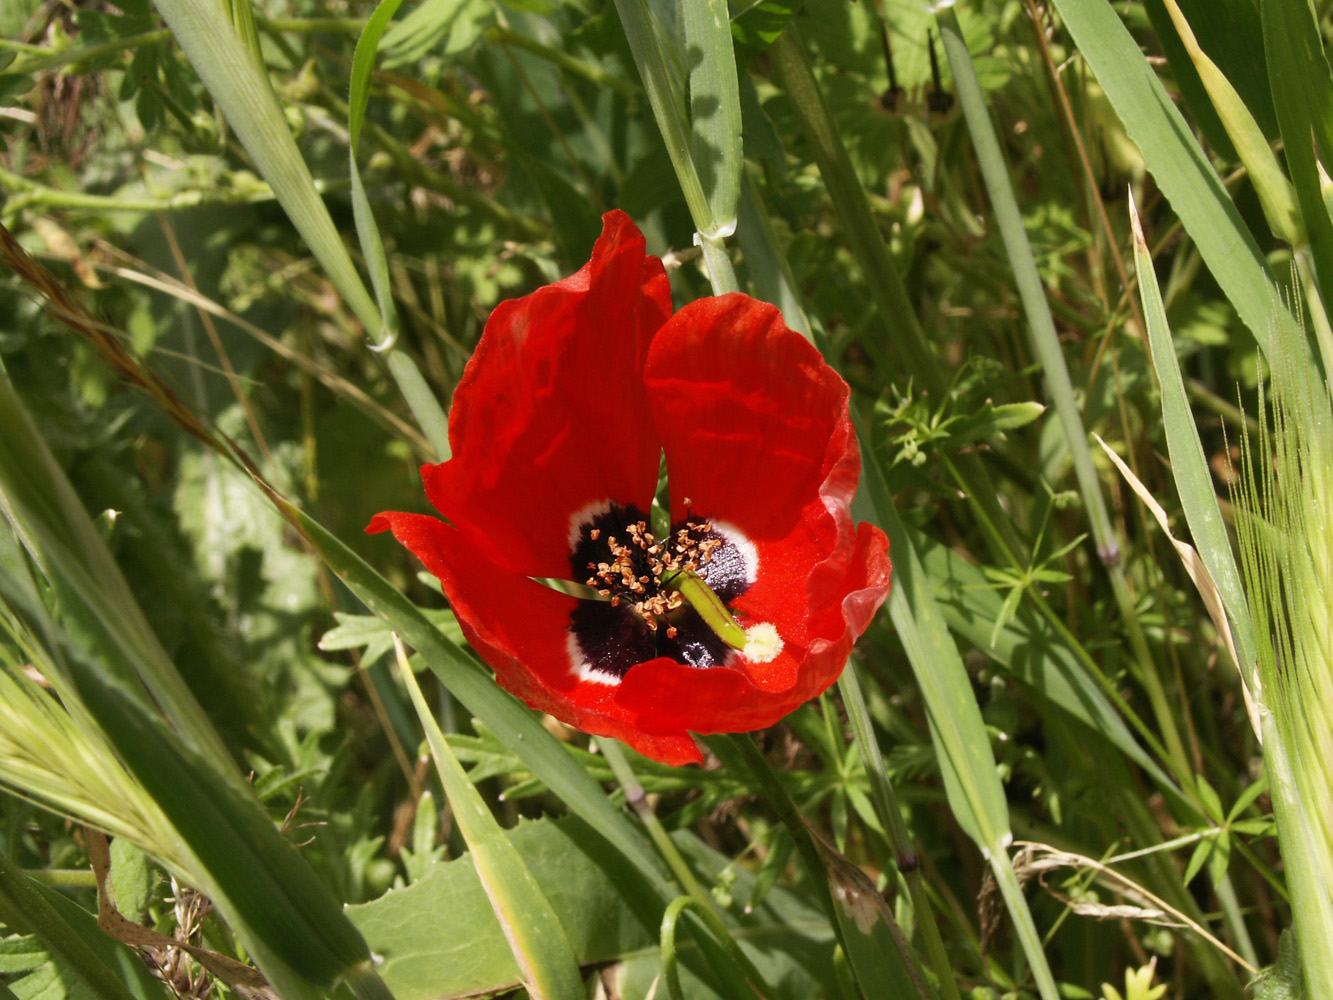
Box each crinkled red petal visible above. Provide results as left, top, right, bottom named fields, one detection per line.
left=644, top=294, right=853, bottom=542
left=366, top=510, right=703, bottom=765
left=422, top=211, right=672, bottom=579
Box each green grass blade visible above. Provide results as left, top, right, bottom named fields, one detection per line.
left=612, top=0, right=711, bottom=233
left=767, top=25, right=1025, bottom=567
left=0, top=372, right=382, bottom=1000
left=915, top=530, right=1186, bottom=807
left=684, top=0, right=742, bottom=235
left=347, top=1, right=452, bottom=459
left=935, top=8, right=1114, bottom=582
left=838, top=665, right=961, bottom=1000
left=0, top=369, right=232, bottom=775
left=348, top=0, right=404, bottom=344
left=1048, top=0, right=1277, bottom=353
left=735, top=174, right=812, bottom=339
left=152, top=0, right=452, bottom=460
left=1128, top=199, right=1260, bottom=716
left=1159, top=0, right=1301, bottom=245
left=149, top=0, right=380, bottom=336
left=936, top=5, right=1190, bottom=781
left=706, top=734, right=925, bottom=999
left=393, top=639, right=585, bottom=1000
left=1261, top=0, right=1333, bottom=364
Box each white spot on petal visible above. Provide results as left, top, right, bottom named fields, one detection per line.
left=710, top=520, right=758, bottom=584
left=743, top=622, right=784, bottom=663
left=565, top=630, right=621, bottom=685
left=567, top=499, right=614, bottom=552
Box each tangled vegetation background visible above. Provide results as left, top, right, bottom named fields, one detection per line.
left=0, top=0, right=1329, bottom=996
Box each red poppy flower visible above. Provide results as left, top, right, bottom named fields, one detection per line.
left=368, top=211, right=890, bottom=765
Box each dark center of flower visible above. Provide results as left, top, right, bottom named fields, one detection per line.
left=566, top=502, right=754, bottom=680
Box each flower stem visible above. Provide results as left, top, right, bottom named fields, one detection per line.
left=698, top=232, right=741, bottom=296
left=594, top=737, right=714, bottom=908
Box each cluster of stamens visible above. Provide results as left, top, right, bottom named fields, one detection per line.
left=584, top=510, right=724, bottom=638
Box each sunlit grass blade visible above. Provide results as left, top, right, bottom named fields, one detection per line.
left=683, top=0, right=741, bottom=235
left=1127, top=197, right=1260, bottom=724
left=151, top=0, right=451, bottom=460
left=348, top=0, right=404, bottom=343
left=611, top=0, right=710, bottom=235
left=347, top=0, right=451, bottom=459
left=392, top=638, right=585, bottom=1000
left=1158, top=0, right=1300, bottom=246
left=149, top=0, right=379, bottom=335
left=1047, top=0, right=1278, bottom=354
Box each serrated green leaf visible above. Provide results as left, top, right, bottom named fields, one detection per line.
left=394, top=639, right=585, bottom=1000
left=108, top=839, right=156, bottom=922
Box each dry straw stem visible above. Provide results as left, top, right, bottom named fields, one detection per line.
left=85, top=830, right=277, bottom=1000
left=999, top=842, right=1255, bottom=974
left=1092, top=434, right=1261, bottom=740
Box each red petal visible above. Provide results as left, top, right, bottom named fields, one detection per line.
left=644, top=294, right=852, bottom=542
left=367, top=510, right=703, bottom=765
left=423, top=211, right=672, bottom=579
